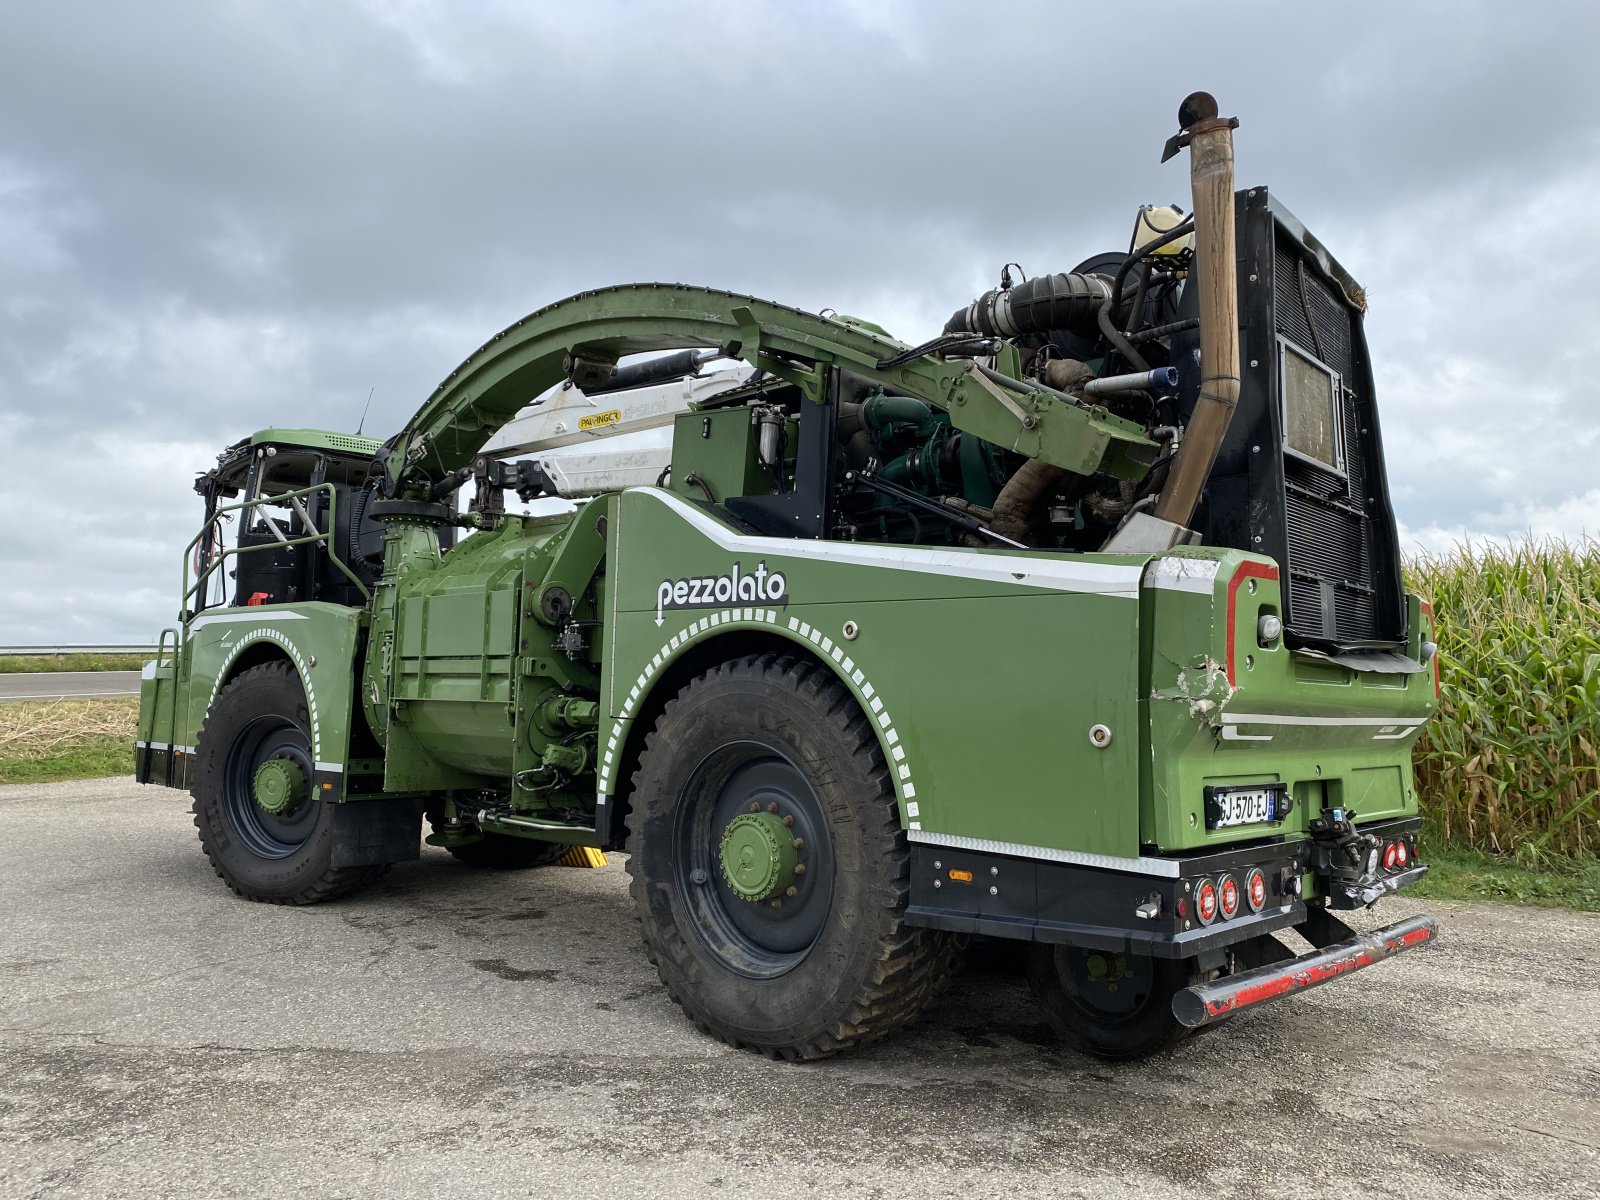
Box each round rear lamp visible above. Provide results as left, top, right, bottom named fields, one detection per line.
left=1383, top=842, right=1400, bottom=871
left=1218, top=872, right=1241, bottom=920
left=1195, top=877, right=1219, bottom=926
left=1395, top=841, right=1409, bottom=867
left=1245, top=867, right=1267, bottom=913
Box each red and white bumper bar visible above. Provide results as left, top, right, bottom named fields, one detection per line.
left=1171, top=913, right=1437, bottom=1028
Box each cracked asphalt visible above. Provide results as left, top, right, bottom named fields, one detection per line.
left=2, top=778, right=1596, bottom=1199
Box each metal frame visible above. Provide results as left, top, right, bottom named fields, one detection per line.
left=1276, top=334, right=1347, bottom=479
left=182, top=481, right=370, bottom=617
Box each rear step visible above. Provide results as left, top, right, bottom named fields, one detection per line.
left=1172, top=912, right=1437, bottom=1028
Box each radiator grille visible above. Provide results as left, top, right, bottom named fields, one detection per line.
left=1273, top=231, right=1382, bottom=643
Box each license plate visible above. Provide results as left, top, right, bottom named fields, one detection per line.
left=1205, top=785, right=1285, bottom=830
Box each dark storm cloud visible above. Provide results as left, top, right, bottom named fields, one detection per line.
left=1, top=0, right=1596, bottom=642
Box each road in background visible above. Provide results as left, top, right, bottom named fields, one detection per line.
left=0, top=671, right=141, bottom=701
left=2, top=778, right=1595, bottom=1199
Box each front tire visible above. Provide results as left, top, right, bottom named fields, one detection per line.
left=1025, top=944, right=1199, bottom=1060
left=626, top=654, right=960, bottom=1060
left=191, top=662, right=383, bottom=904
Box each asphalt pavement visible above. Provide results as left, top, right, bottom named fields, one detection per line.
left=2, top=777, right=1596, bottom=1199
left=0, top=672, right=141, bottom=701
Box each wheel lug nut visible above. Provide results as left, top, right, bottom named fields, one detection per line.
left=792, top=837, right=804, bottom=849
left=770, top=899, right=783, bottom=908
left=766, top=802, right=779, bottom=813
left=690, top=868, right=708, bottom=886
left=785, top=886, right=797, bottom=897
left=750, top=803, right=760, bottom=813
left=783, top=815, right=794, bottom=827
left=793, top=864, right=806, bottom=876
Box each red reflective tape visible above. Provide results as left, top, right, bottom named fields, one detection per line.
left=1389, top=926, right=1433, bottom=950
left=1203, top=947, right=1376, bottom=1017
left=1225, top=562, right=1280, bottom=687
left=1421, top=600, right=1440, bottom=698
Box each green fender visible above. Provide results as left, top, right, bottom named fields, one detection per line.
left=179, top=603, right=366, bottom=796
left=596, top=608, right=923, bottom=834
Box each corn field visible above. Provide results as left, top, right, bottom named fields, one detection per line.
left=1407, top=539, right=1600, bottom=862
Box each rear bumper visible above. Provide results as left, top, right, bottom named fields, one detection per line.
left=904, top=815, right=1423, bottom=959
left=1172, top=912, right=1437, bottom=1027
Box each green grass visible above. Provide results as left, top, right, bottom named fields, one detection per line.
left=1410, top=844, right=1600, bottom=913
left=0, top=741, right=133, bottom=784
left=0, top=653, right=149, bottom=673
left=0, top=697, right=139, bottom=785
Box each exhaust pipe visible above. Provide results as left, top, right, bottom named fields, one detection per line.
left=1151, top=91, right=1241, bottom=531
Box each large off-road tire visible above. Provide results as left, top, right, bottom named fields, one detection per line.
left=441, top=832, right=569, bottom=870
left=1025, top=943, right=1200, bottom=1061
left=626, top=653, right=961, bottom=1061
left=191, top=662, right=384, bottom=904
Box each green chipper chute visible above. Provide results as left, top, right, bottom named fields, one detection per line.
left=137, top=92, right=1437, bottom=1062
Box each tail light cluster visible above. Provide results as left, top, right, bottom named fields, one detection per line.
left=1192, top=867, right=1270, bottom=927
left=1381, top=835, right=1420, bottom=873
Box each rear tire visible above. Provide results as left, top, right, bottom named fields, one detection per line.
left=1025, top=944, right=1199, bottom=1061
left=626, top=653, right=960, bottom=1060
left=191, top=662, right=384, bottom=905
left=441, top=832, right=569, bottom=870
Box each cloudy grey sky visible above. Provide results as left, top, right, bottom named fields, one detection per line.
left=2, top=1, right=1595, bottom=644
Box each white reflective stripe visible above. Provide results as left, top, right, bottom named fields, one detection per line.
left=1220, top=726, right=1273, bottom=742
left=314, top=761, right=344, bottom=773
left=1144, top=557, right=1221, bottom=595
left=1222, top=713, right=1424, bottom=728
left=136, top=740, right=169, bottom=750
left=175, top=745, right=195, bottom=755
left=643, top=489, right=1143, bottom=597
left=189, top=612, right=308, bottom=629
left=908, top=829, right=1183, bottom=878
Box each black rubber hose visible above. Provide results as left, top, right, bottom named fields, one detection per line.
left=1098, top=218, right=1196, bottom=373
left=943, top=271, right=1111, bottom=338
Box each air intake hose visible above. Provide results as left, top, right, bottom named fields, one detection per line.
left=943, top=272, right=1113, bottom=338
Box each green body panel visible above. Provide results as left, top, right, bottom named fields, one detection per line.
left=600, top=487, right=1151, bottom=859
left=1139, top=556, right=1435, bottom=854
left=669, top=407, right=778, bottom=504
left=593, top=490, right=1435, bottom=862
left=247, top=428, right=384, bottom=456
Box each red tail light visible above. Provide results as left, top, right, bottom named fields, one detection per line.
left=1245, top=867, right=1267, bottom=913
left=1218, top=873, right=1241, bottom=919
left=1195, top=878, right=1219, bottom=925
left=1395, top=841, right=1409, bottom=867
left=1383, top=843, right=1400, bottom=871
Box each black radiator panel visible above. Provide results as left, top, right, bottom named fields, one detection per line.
left=1182, top=188, right=1405, bottom=650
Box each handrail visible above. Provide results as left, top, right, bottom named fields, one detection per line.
left=182, top=481, right=371, bottom=617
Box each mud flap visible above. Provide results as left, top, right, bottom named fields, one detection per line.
left=329, top=797, right=424, bottom=868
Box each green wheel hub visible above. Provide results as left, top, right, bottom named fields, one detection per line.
left=253, top=757, right=307, bottom=817
left=718, top=811, right=798, bottom=902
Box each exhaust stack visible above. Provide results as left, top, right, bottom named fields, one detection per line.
left=1152, top=91, right=1241, bottom=530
